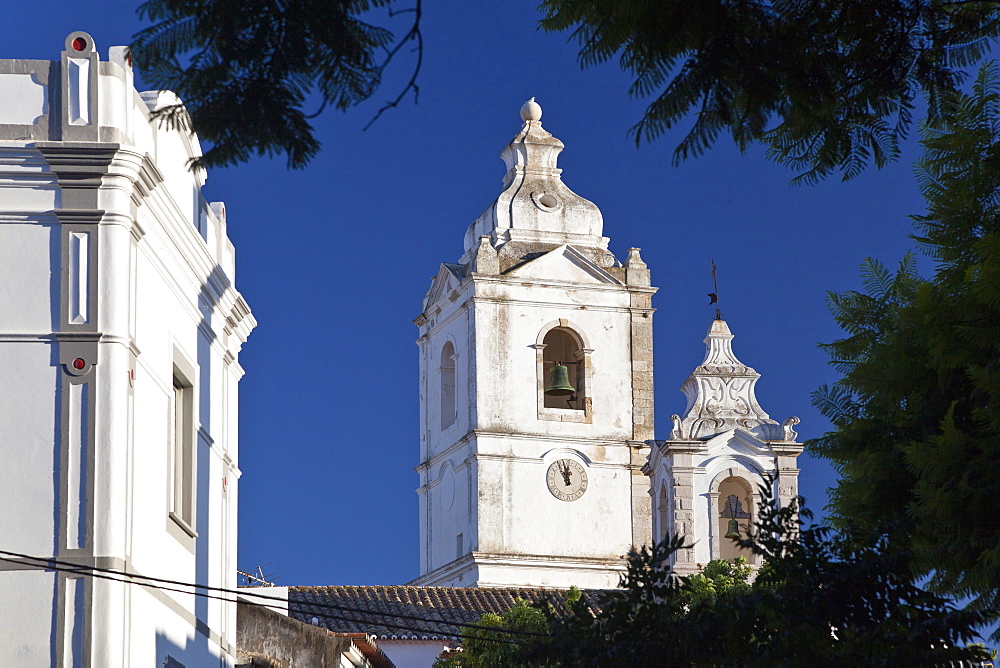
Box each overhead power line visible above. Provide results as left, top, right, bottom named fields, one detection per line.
left=0, top=548, right=553, bottom=643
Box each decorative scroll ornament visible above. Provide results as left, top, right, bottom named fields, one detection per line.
left=668, top=320, right=798, bottom=441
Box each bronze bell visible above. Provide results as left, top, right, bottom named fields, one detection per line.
left=545, top=364, right=576, bottom=396
left=724, top=518, right=741, bottom=540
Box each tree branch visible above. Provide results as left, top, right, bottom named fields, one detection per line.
left=364, top=0, right=423, bottom=131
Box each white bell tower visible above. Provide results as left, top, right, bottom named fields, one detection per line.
left=646, top=319, right=803, bottom=575
left=412, top=99, right=656, bottom=589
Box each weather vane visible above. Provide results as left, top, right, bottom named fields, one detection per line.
left=708, top=259, right=723, bottom=321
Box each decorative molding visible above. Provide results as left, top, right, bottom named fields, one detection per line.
left=669, top=320, right=799, bottom=442
left=66, top=230, right=89, bottom=324
left=508, top=244, right=623, bottom=286
left=423, top=263, right=462, bottom=312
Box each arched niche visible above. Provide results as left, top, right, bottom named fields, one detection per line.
left=437, top=460, right=455, bottom=513
left=440, top=341, right=456, bottom=431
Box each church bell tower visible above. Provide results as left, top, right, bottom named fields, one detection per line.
left=646, top=319, right=803, bottom=575
left=412, top=99, right=656, bottom=589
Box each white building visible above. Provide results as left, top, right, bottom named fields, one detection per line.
left=412, top=98, right=802, bottom=591
left=0, top=32, right=255, bottom=666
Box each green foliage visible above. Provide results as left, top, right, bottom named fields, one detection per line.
left=438, top=492, right=992, bottom=665
left=517, top=489, right=993, bottom=666
left=131, top=0, right=404, bottom=168
left=131, top=2, right=1000, bottom=175
left=682, top=556, right=752, bottom=607
left=539, top=0, right=1000, bottom=183
left=813, top=63, right=1000, bottom=617
left=432, top=597, right=555, bottom=667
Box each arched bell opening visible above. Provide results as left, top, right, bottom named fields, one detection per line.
left=440, top=341, right=456, bottom=431
left=716, top=476, right=755, bottom=564
left=541, top=327, right=584, bottom=410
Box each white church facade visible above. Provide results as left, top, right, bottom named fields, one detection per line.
left=0, top=33, right=254, bottom=667
left=411, top=98, right=803, bottom=590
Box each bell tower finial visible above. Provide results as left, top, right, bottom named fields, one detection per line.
left=520, top=97, right=542, bottom=122
left=459, top=97, right=609, bottom=263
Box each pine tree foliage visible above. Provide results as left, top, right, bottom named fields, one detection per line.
left=130, top=0, right=412, bottom=168
left=539, top=0, right=1000, bottom=183
left=814, top=63, right=1000, bottom=616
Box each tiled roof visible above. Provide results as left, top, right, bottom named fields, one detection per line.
left=289, top=585, right=615, bottom=640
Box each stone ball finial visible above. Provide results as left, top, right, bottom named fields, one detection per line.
left=520, top=97, right=542, bottom=122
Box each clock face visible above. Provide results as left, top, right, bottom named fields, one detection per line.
left=546, top=459, right=588, bottom=502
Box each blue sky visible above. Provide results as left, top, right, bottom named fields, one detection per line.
left=7, top=1, right=930, bottom=586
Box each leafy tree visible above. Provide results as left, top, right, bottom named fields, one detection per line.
left=520, top=490, right=993, bottom=666
left=683, top=555, right=752, bottom=607
left=130, top=0, right=420, bottom=168
left=539, top=0, right=1000, bottom=182
left=131, top=1, right=1000, bottom=176
left=509, top=539, right=756, bottom=666
left=442, top=489, right=992, bottom=665
left=813, top=63, right=1000, bottom=616
left=432, top=596, right=557, bottom=668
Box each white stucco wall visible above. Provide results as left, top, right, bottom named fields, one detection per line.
left=0, top=32, right=254, bottom=667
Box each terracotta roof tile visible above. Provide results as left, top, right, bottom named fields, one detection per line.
left=288, top=585, right=614, bottom=639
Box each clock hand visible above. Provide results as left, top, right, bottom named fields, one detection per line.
left=560, top=463, right=572, bottom=486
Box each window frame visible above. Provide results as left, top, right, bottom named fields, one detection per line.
left=168, top=353, right=198, bottom=540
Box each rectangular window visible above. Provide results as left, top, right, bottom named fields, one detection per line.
left=170, top=371, right=196, bottom=536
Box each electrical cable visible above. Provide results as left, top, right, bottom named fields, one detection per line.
left=0, top=548, right=555, bottom=644
left=0, top=553, right=533, bottom=647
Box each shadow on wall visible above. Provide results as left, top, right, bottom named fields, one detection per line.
left=195, top=282, right=217, bottom=661
left=156, top=630, right=194, bottom=668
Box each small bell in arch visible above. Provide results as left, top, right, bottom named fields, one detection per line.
left=721, top=493, right=749, bottom=540
left=545, top=363, right=576, bottom=396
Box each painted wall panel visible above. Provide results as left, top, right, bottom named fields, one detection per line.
left=0, top=224, right=58, bottom=331
left=0, top=571, right=56, bottom=666
left=0, top=343, right=57, bottom=555
left=0, top=72, right=46, bottom=124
